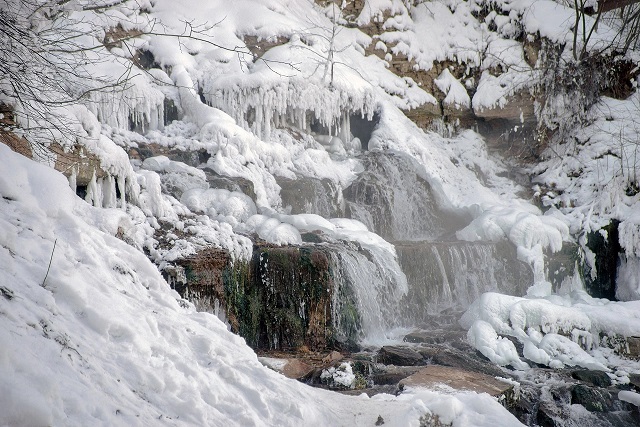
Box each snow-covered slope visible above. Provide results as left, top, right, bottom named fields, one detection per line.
left=0, top=143, right=525, bottom=426
left=3, top=0, right=640, bottom=423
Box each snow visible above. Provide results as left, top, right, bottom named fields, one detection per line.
left=0, top=143, right=525, bottom=427
left=5, top=0, right=640, bottom=423
left=619, top=390, right=640, bottom=407
left=435, top=69, right=471, bottom=109
left=461, top=291, right=640, bottom=372
left=320, top=362, right=357, bottom=389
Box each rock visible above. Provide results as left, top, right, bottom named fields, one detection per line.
left=282, top=359, right=314, bottom=379
left=377, top=346, right=424, bottom=366
left=572, top=370, right=612, bottom=387
left=322, top=351, right=343, bottom=364
left=627, top=337, right=640, bottom=359
left=536, top=401, right=561, bottom=427
left=629, top=373, right=640, bottom=391
left=375, top=415, right=385, bottom=425
left=571, top=384, right=614, bottom=412
left=404, top=330, right=454, bottom=345
left=277, top=176, right=343, bottom=218
left=473, top=90, right=535, bottom=122
left=417, top=345, right=506, bottom=378
left=259, top=357, right=313, bottom=379
left=371, top=365, right=422, bottom=385
left=399, top=365, right=513, bottom=397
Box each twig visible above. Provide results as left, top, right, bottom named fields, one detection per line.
left=42, top=239, right=57, bottom=287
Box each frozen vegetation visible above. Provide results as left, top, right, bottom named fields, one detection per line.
left=2, top=0, right=640, bottom=425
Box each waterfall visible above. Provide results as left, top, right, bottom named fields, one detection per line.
left=344, top=152, right=467, bottom=242
left=330, top=241, right=408, bottom=346
left=396, top=241, right=533, bottom=326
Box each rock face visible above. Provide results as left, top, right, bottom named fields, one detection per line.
left=582, top=220, right=621, bottom=300
left=399, top=365, right=513, bottom=397
left=377, top=346, right=425, bottom=366
left=571, top=370, right=613, bottom=387
left=171, top=245, right=335, bottom=350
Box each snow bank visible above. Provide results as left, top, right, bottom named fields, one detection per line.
left=0, top=142, right=524, bottom=427
left=461, top=290, right=640, bottom=373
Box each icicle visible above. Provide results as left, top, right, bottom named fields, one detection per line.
left=68, top=167, right=77, bottom=195
left=102, top=175, right=117, bottom=208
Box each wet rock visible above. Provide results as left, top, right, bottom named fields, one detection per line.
left=377, top=346, right=424, bottom=366
left=399, top=365, right=513, bottom=397
left=371, top=365, right=422, bottom=385
left=581, top=220, right=621, bottom=300
left=417, top=344, right=506, bottom=378
left=277, top=175, right=344, bottom=218
left=572, top=369, right=612, bottom=387
left=536, top=401, right=562, bottom=427
left=205, top=170, right=256, bottom=201
left=403, top=329, right=461, bottom=345
left=629, top=373, right=640, bottom=391
left=571, top=384, right=614, bottom=412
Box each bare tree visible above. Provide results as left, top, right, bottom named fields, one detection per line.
left=0, top=0, right=144, bottom=155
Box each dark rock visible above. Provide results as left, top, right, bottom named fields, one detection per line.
left=536, top=401, right=562, bottom=427
left=572, top=369, right=612, bottom=387
left=417, top=344, right=506, bottom=378
left=571, top=384, right=614, bottom=412
left=375, top=415, right=385, bottom=425
left=377, top=346, right=424, bottom=366
left=277, top=176, right=343, bottom=218
left=403, top=329, right=463, bottom=345
left=581, top=220, right=621, bottom=300
left=371, top=365, right=422, bottom=385
left=628, top=337, right=640, bottom=359
left=163, top=98, right=180, bottom=125
left=172, top=244, right=336, bottom=351
left=205, top=170, right=256, bottom=201
left=629, top=373, right=640, bottom=391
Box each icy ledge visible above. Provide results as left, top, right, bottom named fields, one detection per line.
left=461, top=291, right=640, bottom=379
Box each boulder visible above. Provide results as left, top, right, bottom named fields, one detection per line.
left=417, top=344, right=506, bottom=378
left=399, top=365, right=513, bottom=397
left=282, top=359, right=314, bottom=379
left=572, top=369, right=613, bottom=387
left=571, top=384, right=614, bottom=412
left=322, top=351, right=343, bottom=364
left=377, top=346, right=424, bottom=366
left=258, top=357, right=313, bottom=379
left=371, top=365, right=422, bottom=385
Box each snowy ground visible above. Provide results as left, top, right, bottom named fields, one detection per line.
left=0, top=144, right=523, bottom=426
left=3, top=0, right=640, bottom=424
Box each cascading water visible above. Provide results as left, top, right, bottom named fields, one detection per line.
left=329, top=241, right=408, bottom=346
left=396, top=241, right=532, bottom=324
left=272, top=150, right=534, bottom=342
left=344, top=152, right=467, bottom=242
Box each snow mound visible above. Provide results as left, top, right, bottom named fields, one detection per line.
left=461, top=291, right=640, bottom=372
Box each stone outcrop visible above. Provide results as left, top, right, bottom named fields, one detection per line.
left=171, top=244, right=335, bottom=350
left=398, top=365, right=514, bottom=397
left=377, top=346, right=425, bottom=366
